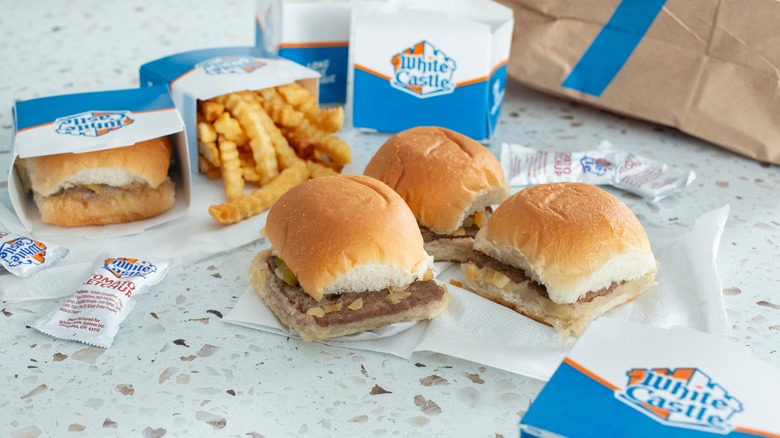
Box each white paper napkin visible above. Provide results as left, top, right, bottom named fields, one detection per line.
left=0, top=174, right=266, bottom=302
left=224, top=205, right=730, bottom=381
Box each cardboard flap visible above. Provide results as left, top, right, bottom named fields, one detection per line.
left=13, top=85, right=183, bottom=158
left=140, top=47, right=320, bottom=101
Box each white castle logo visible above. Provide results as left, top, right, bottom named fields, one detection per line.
left=54, top=111, right=133, bottom=137
left=0, top=238, right=47, bottom=268
left=615, top=367, right=743, bottom=433
left=103, top=258, right=157, bottom=279
left=197, top=56, right=266, bottom=75
left=391, top=41, right=456, bottom=98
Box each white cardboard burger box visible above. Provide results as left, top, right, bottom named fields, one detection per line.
left=8, top=85, right=190, bottom=238
left=349, top=0, right=514, bottom=141
left=520, top=319, right=780, bottom=438
left=255, top=0, right=351, bottom=105
left=139, top=46, right=320, bottom=173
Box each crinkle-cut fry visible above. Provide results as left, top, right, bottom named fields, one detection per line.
left=199, top=156, right=214, bottom=173
left=231, top=100, right=279, bottom=184
left=276, top=82, right=343, bottom=133
left=235, top=97, right=300, bottom=171
left=276, top=82, right=316, bottom=108
left=308, top=106, right=344, bottom=133
left=286, top=118, right=351, bottom=165
left=281, top=126, right=316, bottom=159
left=198, top=140, right=221, bottom=167
left=197, top=121, right=218, bottom=143
left=256, top=87, right=284, bottom=104
left=306, top=160, right=339, bottom=178
left=199, top=100, right=225, bottom=123
left=208, top=160, right=309, bottom=225
left=217, top=136, right=245, bottom=201
left=260, top=98, right=305, bottom=128
left=242, top=166, right=261, bottom=182
left=258, top=111, right=301, bottom=170
left=213, top=111, right=249, bottom=146
left=222, top=91, right=258, bottom=113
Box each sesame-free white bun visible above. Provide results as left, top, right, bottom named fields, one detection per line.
left=475, top=182, right=657, bottom=303
left=15, top=136, right=175, bottom=227
left=364, top=126, right=509, bottom=234
left=263, top=174, right=434, bottom=301
left=463, top=183, right=658, bottom=336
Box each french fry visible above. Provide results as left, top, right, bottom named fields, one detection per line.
left=257, top=88, right=305, bottom=128
left=208, top=160, right=308, bottom=224
left=242, top=166, right=261, bottom=182
left=198, top=121, right=217, bottom=144
left=276, top=82, right=343, bottom=132
left=213, top=111, right=249, bottom=146
left=197, top=84, right=352, bottom=224
left=310, top=106, right=344, bottom=133
left=276, top=82, right=315, bottom=108
left=198, top=140, right=221, bottom=167
left=217, top=136, right=244, bottom=201
left=306, top=160, right=339, bottom=178
left=284, top=118, right=351, bottom=165
left=199, top=100, right=225, bottom=123
left=231, top=100, right=279, bottom=184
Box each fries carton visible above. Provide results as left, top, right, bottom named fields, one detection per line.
left=139, top=47, right=320, bottom=173
left=350, top=0, right=513, bottom=141
left=520, top=320, right=780, bottom=437
left=8, top=85, right=190, bottom=237
left=256, top=0, right=350, bottom=105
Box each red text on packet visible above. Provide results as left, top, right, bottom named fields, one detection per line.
left=85, top=274, right=137, bottom=298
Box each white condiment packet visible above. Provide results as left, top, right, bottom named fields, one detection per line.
left=0, top=230, right=68, bottom=277
left=32, top=255, right=173, bottom=348
left=500, top=141, right=696, bottom=202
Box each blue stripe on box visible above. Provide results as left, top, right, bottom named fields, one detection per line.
left=562, top=0, right=666, bottom=97
left=14, top=85, right=175, bottom=131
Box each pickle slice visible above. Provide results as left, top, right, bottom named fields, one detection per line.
left=274, top=257, right=298, bottom=286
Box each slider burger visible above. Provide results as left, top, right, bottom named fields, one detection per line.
left=364, top=126, right=509, bottom=262
left=15, top=137, right=175, bottom=227
left=248, top=174, right=450, bottom=342
left=461, top=182, right=658, bottom=337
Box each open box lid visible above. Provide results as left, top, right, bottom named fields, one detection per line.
left=8, top=85, right=191, bottom=238
left=140, top=46, right=320, bottom=101
left=140, top=46, right=320, bottom=173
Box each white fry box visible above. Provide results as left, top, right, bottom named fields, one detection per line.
left=520, top=319, right=780, bottom=438
left=139, top=47, right=320, bottom=173
left=350, top=0, right=513, bottom=141
left=8, top=85, right=190, bottom=238
left=256, top=0, right=350, bottom=104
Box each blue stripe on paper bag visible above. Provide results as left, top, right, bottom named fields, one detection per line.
left=562, top=0, right=666, bottom=97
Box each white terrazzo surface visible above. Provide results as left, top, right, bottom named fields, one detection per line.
left=1, top=1, right=779, bottom=436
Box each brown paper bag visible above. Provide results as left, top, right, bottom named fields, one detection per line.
left=498, top=0, right=780, bottom=165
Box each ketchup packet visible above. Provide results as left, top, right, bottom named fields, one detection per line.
left=500, top=141, right=696, bottom=202
left=0, top=231, right=68, bottom=277
left=32, top=255, right=172, bottom=348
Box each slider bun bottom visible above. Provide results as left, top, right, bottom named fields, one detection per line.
left=36, top=178, right=175, bottom=227
left=424, top=237, right=474, bottom=263
left=461, top=261, right=657, bottom=338
left=248, top=251, right=450, bottom=342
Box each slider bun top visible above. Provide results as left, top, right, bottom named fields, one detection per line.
left=17, top=136, right=173, bottom=197
left=474, top=182, right=657, bottom=304
left=263, top=174, right=433, bottom=301
left=364, top=126, right=509, bottom=234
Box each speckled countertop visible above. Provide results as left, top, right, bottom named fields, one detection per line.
left=1, top=1, right=778, bottom=437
